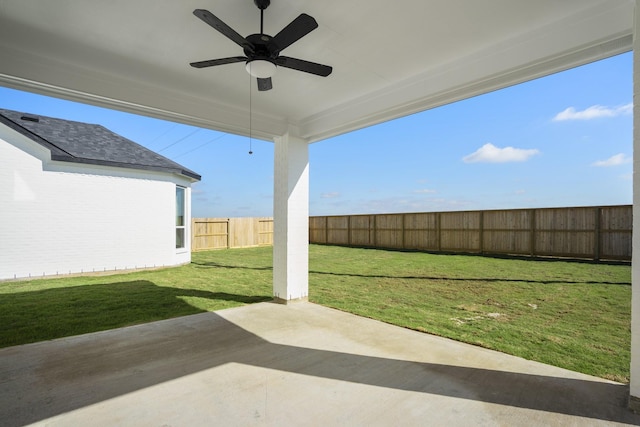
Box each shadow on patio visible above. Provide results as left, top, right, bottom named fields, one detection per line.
left=1, top=302, right=638, bottom=426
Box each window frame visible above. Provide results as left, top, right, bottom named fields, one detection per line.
left=175, top=186, right=186, bottom=250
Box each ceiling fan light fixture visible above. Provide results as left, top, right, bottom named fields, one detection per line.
left=246, top=60, right=276, bottom=78
left=191, top=7, right=331, bottom=91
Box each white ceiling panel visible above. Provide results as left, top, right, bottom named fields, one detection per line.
left=0, top=0, right=632, bottom=142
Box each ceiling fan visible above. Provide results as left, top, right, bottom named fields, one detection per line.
left=190, top=0, right=332, bottom=91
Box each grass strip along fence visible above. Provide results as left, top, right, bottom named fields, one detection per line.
left=0, top=245, right=631, bottom=383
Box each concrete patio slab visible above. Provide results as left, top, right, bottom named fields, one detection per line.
left=1, top=302, right=638, bottom=426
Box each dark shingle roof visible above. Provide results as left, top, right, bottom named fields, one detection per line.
left=0, top=108, right=201, bottom=181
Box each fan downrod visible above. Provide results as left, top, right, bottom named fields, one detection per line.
left=254, top=0, right=270, bottom=10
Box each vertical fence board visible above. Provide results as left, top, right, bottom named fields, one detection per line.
left=600, top=205, right=633, bottom=260
left=350, top=215, right=373, bottom=246
left=404, top=213, right=439, bottom=250
left=327, top=216, right=350, bottom=245
left=258, top=217, right=274, bottom=246
left=440, top=211, right=481, bottom=252
left=534, top=207, right=596, bottom=258
left=308, top=216, right=327, bottom=244
left=375, top=214, right=404, bottom=248
left=482, top=209, right=532, bottom=255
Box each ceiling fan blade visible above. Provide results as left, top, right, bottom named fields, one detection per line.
left=272, top=13, right=318, bottom=53
left=193, top=9, right=254, bottom=53
left=275, top=56, right=332, bottom=77
left=257, top=78, right=273, bottom=91
left=190, top=56, right=247, bottom=68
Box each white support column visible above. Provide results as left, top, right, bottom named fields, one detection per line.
left=272, top=127, right=309, bottom=303
left=631, top=0, right=640, bottom=412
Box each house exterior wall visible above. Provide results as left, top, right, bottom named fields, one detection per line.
left=0, top=124, right=193, bottom=281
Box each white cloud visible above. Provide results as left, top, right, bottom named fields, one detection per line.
left=320, top=192, right=341, bottom=199
left=515, top=190, right=526, bottom=195
left=462, top=143, right=540, bottom=164
left=553, top=103, right=632, bottom=121
left=413, top=189, right=437, bottom=194
left=591, top=153, right=632, bottom=167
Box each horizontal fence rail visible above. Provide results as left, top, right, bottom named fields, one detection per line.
left=192, top=217, right=273, bottom=251
left=309, top=205, right=632, bottom=261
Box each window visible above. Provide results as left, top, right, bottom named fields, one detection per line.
left=176, top=186, right=186, bottom=249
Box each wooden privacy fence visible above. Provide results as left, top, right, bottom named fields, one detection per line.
left=309, top=205, right=632, bottom=261
left=192, top=217, right=273, bottom=251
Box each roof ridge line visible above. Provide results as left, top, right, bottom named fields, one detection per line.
left=0, top=111, right=76, bottom=158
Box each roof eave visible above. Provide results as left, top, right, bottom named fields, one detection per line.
left=50, top=154, right=201, bottom=181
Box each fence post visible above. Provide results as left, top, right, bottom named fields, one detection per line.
left=595, top=207, right=601, bottom=261
left=369, top=214, right=374, bottom=246
left=437, top=212, right=442, bottom=252
left=324, top=216, right=329, bottom=244
left=530, top=209, right=536, bottom=257
left=479, top=211, right=484, bottom=254
left=373, top=214, right=377, bottom=247
left=401, top=213, right=406, bottom=249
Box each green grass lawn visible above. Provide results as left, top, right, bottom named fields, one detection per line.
left=0, top=245, right=631, bottom=383
left=0, top=248, right=274, bottom=348
left=308, top=245, right=631, bottom=383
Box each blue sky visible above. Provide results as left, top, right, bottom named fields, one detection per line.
left=0, top=52, right=632, bottom=218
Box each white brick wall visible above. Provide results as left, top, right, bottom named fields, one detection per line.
left=0, top=126, right=193, bottom=280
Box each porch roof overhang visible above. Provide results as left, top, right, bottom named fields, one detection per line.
left=0, top=0, right=632, bottom=143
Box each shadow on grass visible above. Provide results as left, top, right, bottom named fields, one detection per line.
left=192, top=261, right=273, bottom=271
left=192, top=261, right=630, bottom=286
left=0, top=280, right=271, bottom=348
left=321, top=244, right=632, bottom=266
left=308, top=270, right=631, bottom=286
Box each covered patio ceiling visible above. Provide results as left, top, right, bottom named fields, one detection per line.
left=2, top=0, right=640, bottom=412
left=0, top=0, right=633, bottom=143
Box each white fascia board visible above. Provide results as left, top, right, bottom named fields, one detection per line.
left=299, top=1, right=633, bottom=143
left=0, top=47, right=287, bottom=142
left=45, top=160, right=195, bottom=186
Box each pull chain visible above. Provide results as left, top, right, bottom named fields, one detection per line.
left=249, top=66, right=253, bottom=155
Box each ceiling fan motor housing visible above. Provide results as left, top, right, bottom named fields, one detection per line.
left=244, top=33, right=278, bottom=62
left=254, top=0, right=270, bottom=10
